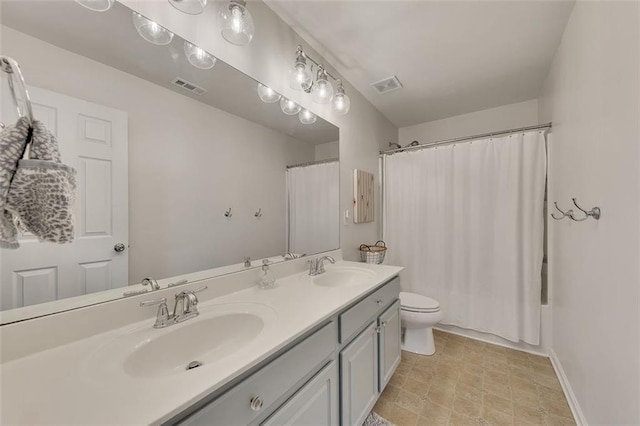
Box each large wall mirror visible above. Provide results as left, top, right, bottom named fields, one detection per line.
left=0, top=1, right=340, bottom=323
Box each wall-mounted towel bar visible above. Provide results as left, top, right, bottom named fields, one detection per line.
left=551, top=198, right=601, bottom=222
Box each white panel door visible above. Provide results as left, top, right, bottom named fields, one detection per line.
left=378, top=301, right=402, bottom=391
left=340, top=322, right=379, bottom=426
left=0, top=86, right=128, bottom=310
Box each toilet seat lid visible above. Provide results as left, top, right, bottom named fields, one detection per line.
left=400, top=292, right=440, bottom=312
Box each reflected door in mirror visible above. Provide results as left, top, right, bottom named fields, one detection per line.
left=0, top=87, right=129, bottom=309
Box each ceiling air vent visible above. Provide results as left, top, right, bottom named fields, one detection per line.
left=370, top=75, right=403, bottom=94
left=171, top=77, right=207, bottom=95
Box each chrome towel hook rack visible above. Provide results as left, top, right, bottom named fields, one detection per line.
left=570, top=197, right=601, bottom=221
left=551, top=198, right=601, bottom=222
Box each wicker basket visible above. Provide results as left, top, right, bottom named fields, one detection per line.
left=359, top=241, right=387, bottom=264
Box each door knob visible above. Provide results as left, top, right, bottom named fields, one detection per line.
left=114, top=243, right=126, bottom=253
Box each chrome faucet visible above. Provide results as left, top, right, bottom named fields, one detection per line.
left=284, top=252, right=307, bottom=260
left=140, top=286, right=207, bottom=328
left=141, top=277, right=160, bottom=291
left=307, top=256, right=336, bottom=276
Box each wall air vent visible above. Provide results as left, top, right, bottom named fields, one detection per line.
left=171, top=77, right=207, bottom=95
left=370, top=75, right=403, bottom=94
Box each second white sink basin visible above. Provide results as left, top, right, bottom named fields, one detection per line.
left=312, top=267, right=376, bottom=287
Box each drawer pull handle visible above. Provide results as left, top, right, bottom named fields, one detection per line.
left=374, top=326, right=381, bottom=334
left=381, top=321, right=388, bottom=327
left=250, top=396, right=264, bottom=411
left=375, top=299, right=384, bottom=305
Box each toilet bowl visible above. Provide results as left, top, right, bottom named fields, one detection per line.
left=400, top=292, right=443, bottom=356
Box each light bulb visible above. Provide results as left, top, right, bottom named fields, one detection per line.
left=219, top=0, right=255, bottom=46
left=132, top=12, right=174, bottom=45
left=312, top=68, right=334, bottom=104
left=288, top=53, right=313, bottom=91
left=75, top=0, right=114, bottom=12
left=298, top=109, right=317, bottom=125
left=257, top=84, right=281, bottom=103
left=184, top=42, right=216, bottom=69
left=331, top=81, right=351, bottom=115
left=168, top=0, right=207, bottom=15
left=280, top=98, right=302, bottom=115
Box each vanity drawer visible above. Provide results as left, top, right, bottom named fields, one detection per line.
left=339, top=277, right=400, bottom=343
left=178, top=322, right=336, bottom=426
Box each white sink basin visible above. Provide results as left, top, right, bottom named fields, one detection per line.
left=312, top=267, right=376, bottom=287
left=85, top=302, right=276, bottom=379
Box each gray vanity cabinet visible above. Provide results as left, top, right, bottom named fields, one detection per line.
left=378, top=300, right=402, bottom=390
left=262, top=361, right=339, bottom=426
left=340, top=322, right=380, bottom=426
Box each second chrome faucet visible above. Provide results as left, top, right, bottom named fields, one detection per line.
left=307, top=256, right=336, bottom=276
left=140, top=286, right=208, bottom=328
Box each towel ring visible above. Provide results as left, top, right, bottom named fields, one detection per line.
left=0, top=56, right=33, bottom=125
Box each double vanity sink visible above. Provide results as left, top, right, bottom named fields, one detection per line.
left=0, top=257, right=402, bottom=425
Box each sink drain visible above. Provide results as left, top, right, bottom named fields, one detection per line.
left=186, top=361, right=203, bottom=370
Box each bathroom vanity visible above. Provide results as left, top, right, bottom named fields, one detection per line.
left=0, top=256, right=402, bottom=425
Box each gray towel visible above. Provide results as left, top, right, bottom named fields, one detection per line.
left=0, top=117, right=31, bottom=248
left=3, top=119, right=77, bottom=247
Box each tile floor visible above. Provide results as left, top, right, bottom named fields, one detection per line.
left=373, top=330, right=576, bottom=426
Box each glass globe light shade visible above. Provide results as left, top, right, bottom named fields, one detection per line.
left=298, top=109, right=317, bottom=125
left=75, top=0, right=114, bottom=12
left=312, top=69, right=334, bottom=104
left=132, top=12, right=174, bottom=45
left=184, top=42, right=216, bottom=69
left=219, top=0, right=255, bottom=46
left=331, top=82, right=351, bottom=115
left=288, top=59, right=312, bottom=91
left=257, top=84, right=281, bottom=104
left=280, top=98, right=302, bottom=115
left=168, top=0, right=207, bottom=15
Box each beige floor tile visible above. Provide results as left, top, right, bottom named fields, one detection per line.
left=455, top=381, right=484, bottom=404
left=459, top=371, right=484, bottom=390
left=428, top=386, right=457, bottom=409
left=539, top=396, right=573, bottom=419
left=404, top=376, right=432, bottom=398
left=403, top=351, right=424, bottom=366
left=419, top=400, right=452, bottom=425
left=542, top=414, right=577, bottom=426
left=397, top=389, right=426, bottom=414
left=390, top=371, right=410, bottom=388
left=481, top=406, right=514, bottom=426
left=452, top=395, right=483, bottom=418
left=484, top=381, right=511, bottom=400
left=483, top=392, right=513, bottom=415
left=381, top=383, right=402, bottom=402
left=383, top=403, right=420, bottom=426
left=448, top=412, right=481, bottom=426
left=513, top=402, right=545, bottom=424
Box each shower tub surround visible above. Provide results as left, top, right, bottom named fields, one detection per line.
left=0, top=251, right=402, bottom=425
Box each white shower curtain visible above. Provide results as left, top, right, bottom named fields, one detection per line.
left=287, top=161, right=339, bottom=255
left=384, top=131, right=546, bottom=344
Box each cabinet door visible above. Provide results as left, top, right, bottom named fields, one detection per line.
left=379, top=300, right=402, bottom=391
left=262, top=361, right=338, bottom=426
left=340, top=322, right=379, bottom=426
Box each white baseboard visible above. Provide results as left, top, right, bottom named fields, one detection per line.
left=434, top=325, right=548, bottom=357
left=548, top=348, right=587, bottom=426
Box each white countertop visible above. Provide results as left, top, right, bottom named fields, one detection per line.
left=0, top=261, right=402, bottom=425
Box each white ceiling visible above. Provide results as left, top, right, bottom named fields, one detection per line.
left=266, top=0, right=575, bottom=128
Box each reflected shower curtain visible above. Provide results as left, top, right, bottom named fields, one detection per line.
left=287, top=161, right=339, bottom=255
left=384, top=131, right=546, bottom=344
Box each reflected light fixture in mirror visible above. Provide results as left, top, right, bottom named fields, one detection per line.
left=219, top=0, right=255, bottom=46
left=74, top=0, right=114, bottom=12
left=280, top=98, right=302, bottom=115
left=289, top=47, right=313, bottom=91
left=331, top=80, right=351, bottom=115
left=132, top=12, right=174, bottom=45
left=257, top=84, right=281, bottom=103
left=184, top=42, right=217, bottom=69
left=312, top=67, right=333, bottom=104
left=169, top=0, right=207, bottom=15
left=298, top=109, right=317, bottom=125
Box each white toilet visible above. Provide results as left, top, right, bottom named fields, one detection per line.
left=399, top=292, right=443, bottom=356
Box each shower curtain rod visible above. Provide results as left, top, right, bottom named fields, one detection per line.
left=286, top=157, right=338, bottom=169
left=380, top=122, right=552, bottom=155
